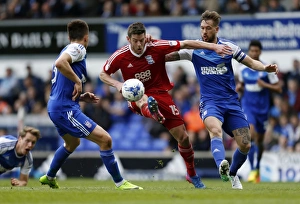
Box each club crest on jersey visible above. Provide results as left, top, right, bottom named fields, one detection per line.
left=84, top=120, right=92, bottom=128
left=145, top=55, right=155, bottom=64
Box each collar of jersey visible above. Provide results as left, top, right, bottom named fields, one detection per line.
left=129, top=44, right=147, bottom=57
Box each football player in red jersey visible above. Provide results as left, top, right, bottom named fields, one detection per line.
left=99, top=22, right=232, bottom=189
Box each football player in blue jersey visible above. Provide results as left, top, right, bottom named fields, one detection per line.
left=236, top=40, right=282, bottom=183
left=0, top=126, right=40, bottom=186
left=39, top=19, right=142, bottom=190
left=165, top=10, right=278, bottom=189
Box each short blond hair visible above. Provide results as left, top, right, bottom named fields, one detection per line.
left=19, top=126, right=41, bottom=140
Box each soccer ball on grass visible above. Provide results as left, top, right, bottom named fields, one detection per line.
left=121, top=78, right=145, bottom=102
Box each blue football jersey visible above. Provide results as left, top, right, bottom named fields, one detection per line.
left=238, top=64, right=279, bottom=114
left=178, top=38, right=246, bottom=103
left=0, top=135, right=32, bottom=175
left=48, top=43, right=88, bottom=112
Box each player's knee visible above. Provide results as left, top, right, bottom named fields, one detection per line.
left=239, top=142, right=251, bottom=153
left=208, top=127, right=222, bottom=137
left=96, top=132, right=112, bottom=149
left=103, top=133, right=112, bottom=147
left=65, top=139, right=80, bottom=152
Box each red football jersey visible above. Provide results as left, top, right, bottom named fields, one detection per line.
left=103, top=40, right=181, bottom=93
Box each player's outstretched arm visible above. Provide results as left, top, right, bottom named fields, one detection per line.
left=241, top=56, right=279, bottom=74
left=99, top=71, right=123, bottom=93
left=180, top=40, right=232, bottom=55
left=11, top=173, right=28, bottom=187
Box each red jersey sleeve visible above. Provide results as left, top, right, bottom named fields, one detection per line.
left=102, top=47, right=126, bottom=75
left=151, top=40, right=181, bottom=55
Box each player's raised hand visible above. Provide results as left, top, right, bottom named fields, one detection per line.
left=80, top=92, right=100, bottom=103
left=72, top=81, right=82, bottom=101
left=214, top=44, right=232, bottom=56
left=264, top=64, right=279, bottom=74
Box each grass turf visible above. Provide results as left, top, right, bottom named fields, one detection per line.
left=0, top=178, right=299, bottom=204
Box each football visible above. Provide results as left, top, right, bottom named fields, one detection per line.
left=121, top=78, right=145, bottom=102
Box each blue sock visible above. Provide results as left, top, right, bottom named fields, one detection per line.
left=100, top=149, right=123, bottom=183
left=230, top=148, right=247, bottom=176
left=211, top=137, right=225, bottom=168
left=47, top=145, right=71, bottom=178
left=248, top=142, right=256, bottom=170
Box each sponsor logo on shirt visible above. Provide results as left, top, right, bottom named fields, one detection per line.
left=127, top=63, right=133, bottom=68
left=201, top=63, right=228, bottom=75
left=135, top=70, right=151, bottom=83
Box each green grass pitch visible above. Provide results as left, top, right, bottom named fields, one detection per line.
left=0, top=178, right=299, bottom=204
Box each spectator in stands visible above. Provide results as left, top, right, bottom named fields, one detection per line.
left=284, top=77, right=300, bottom=113
left=135, top=0, right=146, bottom=17
left=0, top=67, right=19, bottom=107
left=147, top=0, right=163, bottom=16
left=286, top=113, right=300, bottom=152
left=236, top=0, right=258, bottom=13
left=172, top=85, right=191, bottom=116
left=284, top=59, right=300, bottom=86
left=101, top=0, right=114, bottom=18
left=224, top=0, right=243, bottom=14
left=183, top=100, right=209, bottom=151
left=108, top=91, right=132, bottom=123
left=0, top=96, right=12, bottom=114
left=291, top=0, right=300, bottom=11
left=294, top=139, right=300, bottom=152
left=184, top=0, right=202, bottom=16
left=170, top=0, right=184, bottom=16
left=267, top=0, right=286, bottom=12
left=61, top=0, right=82, bottom=17
left=25, top=65, right=45, bottom=103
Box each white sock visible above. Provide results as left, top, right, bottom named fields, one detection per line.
left=115, top=179, right=125, bottom=187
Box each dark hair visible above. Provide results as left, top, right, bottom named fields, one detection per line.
left=127, top=22, right=146, bottom=38
left=201, top=10, right=221, bottom=27
left=67, top=19, right=89, bottom=41
left=19, top=126, right=41, bottom=140
left=249, top=40, right=262, bottom=50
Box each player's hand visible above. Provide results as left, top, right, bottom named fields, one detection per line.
left=72, top=81, right=82, bottom=101
left=214, top=44, right=232, bottom=56
left=117, top=83, right=123, bottom=93
left=145, top=34, right=156, bottom=43
left=80, top=92, right=100, bottom=103
left=264, top=64, right=279, bottom=74
left=11, top=178, right=26, bottom=186
left=257, top=78, right=267, bottom=88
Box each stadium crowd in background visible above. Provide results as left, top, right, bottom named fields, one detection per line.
left=0, top=0, right=300, bottom=20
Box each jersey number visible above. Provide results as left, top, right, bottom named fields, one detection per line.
left=169, top=105, right=180, bottom=115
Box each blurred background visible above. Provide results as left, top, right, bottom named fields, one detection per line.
left=0, top=0, right=300, bottom=182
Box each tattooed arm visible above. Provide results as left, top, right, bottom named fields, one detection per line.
left=165, top=51, right=180, bottom=62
